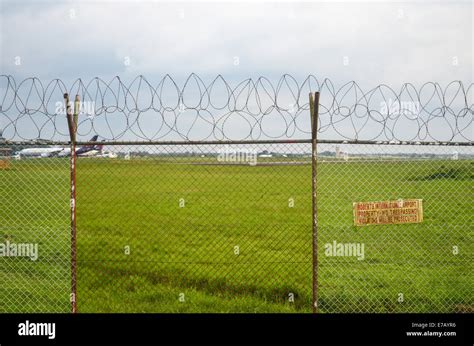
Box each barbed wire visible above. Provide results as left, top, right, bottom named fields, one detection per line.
left=0, top=74, right=472, bottom=142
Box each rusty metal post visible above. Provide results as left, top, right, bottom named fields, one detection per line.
left=310, top=92, right=320, bottom=313
left=65, top=93, right=78, bottom=313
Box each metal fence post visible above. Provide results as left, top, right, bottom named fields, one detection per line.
left=310, top=91, right=320, bottom=313
left=65, top=93, right=78, bottom=313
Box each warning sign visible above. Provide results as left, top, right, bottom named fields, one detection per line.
left=353, top=199, right=423, bottom=226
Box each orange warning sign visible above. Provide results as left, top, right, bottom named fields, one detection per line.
left=353, top=199, right=423, bottom=226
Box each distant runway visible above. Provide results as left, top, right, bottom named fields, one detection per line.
left=188, top=161, right=310, bottom=166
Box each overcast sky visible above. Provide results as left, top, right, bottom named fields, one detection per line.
left=1, top=0, right=472, bottom=85
left=0, top=0, right=472, bottom=142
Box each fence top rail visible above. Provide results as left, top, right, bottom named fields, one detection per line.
left=0, top=74, right=472, bottom=143
left=2, top=139, right=472, bottom=147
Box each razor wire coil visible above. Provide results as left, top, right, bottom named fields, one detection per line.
left=0, top=74, right=472, bottom=143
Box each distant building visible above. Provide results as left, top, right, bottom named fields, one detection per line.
left=335, top=146, right=349, bottom=160
left=0, top=129, right=5, bottom=143
left=258, top=150, right=273, bottom=158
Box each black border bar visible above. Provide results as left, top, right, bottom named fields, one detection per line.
left=0, top=313, right=472, bottom=345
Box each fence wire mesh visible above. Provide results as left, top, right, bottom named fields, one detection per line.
left=317, top=143, right=473, bottom=313
left=0, top=145, right=70, bottom=312
left=75, top=143, right=312, bottom=312
left=0, top=75, right=472, bottom=313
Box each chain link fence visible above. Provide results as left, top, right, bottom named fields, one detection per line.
left=0, top=146, right=70, bottom=312
left=75, top=143, right=312, bottom=312
left=317, top=143, right=472, bottom=313
left=0, top=75, right=472, bottom=313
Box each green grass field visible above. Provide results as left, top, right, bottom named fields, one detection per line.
left=0, top=151, right=472, bottom=313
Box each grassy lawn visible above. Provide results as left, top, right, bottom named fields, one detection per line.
left=0, top=150, right=472, bottom=312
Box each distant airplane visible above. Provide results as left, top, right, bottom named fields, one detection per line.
left=58, top=136, right=104, bottom=157
left=16, top=136, right=101, bottom=158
